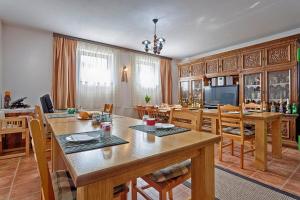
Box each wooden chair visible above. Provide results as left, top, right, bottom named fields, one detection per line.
left=136, top=106, right=147, bottom=119
left=34, top=105, right=51, bottom=153
left=0, top=116, right=30, bottom=159
left=132, top=109, right=202, bottom=200
left=29, top=119, right=128, bottom=200
left=103, top=104, right=113, bottom=114
left=242, top=102, right=262, bottom=111
left=218, top=104, right=255, bottom=169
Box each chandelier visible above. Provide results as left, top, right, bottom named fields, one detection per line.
left=142, top=18, right=166, bottom=55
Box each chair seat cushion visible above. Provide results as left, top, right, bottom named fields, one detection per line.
left=223, top=127, right=254, bottom=136
left=51, top=170, right=127, bottom=200
left=147, top=160, right=191, bottom=183
left=51, top=170, right=77, bottom=200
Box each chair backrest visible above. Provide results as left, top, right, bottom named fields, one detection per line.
left=146, top=108, right=159, bottom=119
left=40, top=94, right=54, bottom=113
left=103, top=104, right=113, bottom=114
left=218, top=104, right=244, bottom=136
left=29, top=119, right=55, bottom=200
left=169, top=109, right=202, bottom=131
left=136, top=106, right=146, bottom=119
left=0, top=117, right=27, bottom=134
left=242, top=102, right=262, bottom=111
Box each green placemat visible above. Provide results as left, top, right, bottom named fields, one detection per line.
left=129, top=125, right=190, bottom=137
left=56, top=130, right=129, bottom=154
left=47, top=113, right=75, bottom=119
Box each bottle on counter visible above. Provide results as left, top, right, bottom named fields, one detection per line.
left=270, top=102, right=276, bottom=112
left=286, top=99, right=291, bottom=114
left=279, top=99, right=284, bottom=113
left=292, top=103, right=298, bottom=114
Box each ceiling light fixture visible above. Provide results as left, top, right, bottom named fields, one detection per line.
left=142, top=18, right=166, bottom=55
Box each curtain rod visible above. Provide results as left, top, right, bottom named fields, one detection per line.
left=53, top=33, right=172, bottom=60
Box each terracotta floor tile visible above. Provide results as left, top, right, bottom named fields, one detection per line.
left=252, top=170, right=288, bottom=187
left=0, top=187, right=10, bottom=200
left=0, top=176, right=14, bottom=189
left=10, top=191, right=41, bottom=200
left=0, top=165, right=17, bottom=178
left=13, top=169, right=40, bottom=185
left=10, top=181, right=41, bottom=200
left=0, top=158, right=19, bottom=170
left=283, top=179, right=300, bottom=197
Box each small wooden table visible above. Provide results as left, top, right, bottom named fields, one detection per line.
left=202, top=109, right=282, bottom=171
left=46, top=114, right=220, bottom=200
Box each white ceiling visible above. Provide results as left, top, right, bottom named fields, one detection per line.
left=0, top=0, right=300, bottom=59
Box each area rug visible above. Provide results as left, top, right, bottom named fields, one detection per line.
left=183, top=166, right=300, bottom=200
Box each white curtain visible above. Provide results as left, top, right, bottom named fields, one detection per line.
left=76, top=42, right=117, bottom=110
left=132, top=54, right=162, bottom=106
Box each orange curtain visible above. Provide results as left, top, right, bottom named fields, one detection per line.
left=52, top=36, right=77, bottom=109
left=160, top=59, right=173, bottom=104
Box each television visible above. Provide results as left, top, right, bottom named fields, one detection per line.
left=204, top=85, right=239, bottom=107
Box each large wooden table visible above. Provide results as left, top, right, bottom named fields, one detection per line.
left=46, top=114, right=220, bottom=200
left=202, top=109, right=282, bottom=171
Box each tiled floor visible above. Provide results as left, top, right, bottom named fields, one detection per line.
left=0, top=143, right=299, bottom=200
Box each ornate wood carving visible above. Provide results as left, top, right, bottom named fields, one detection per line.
left=191, top=62, right=204, bottom=76
left=221, top=56, right=238, bottom=72
left=266, top=44, right=291, bottom=66
left=180, top=65, right=190, bottom=77
left=242, top=50, right=262, bottom=69
left=206, top=59, right=218, bottom=74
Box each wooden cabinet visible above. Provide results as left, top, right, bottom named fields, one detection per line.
left=242, top=72, right=264, bottom=103
left=179, top=64, right=190, bottom=78
left=220, top=55, right=239, bottom=73
left=241, top=49, right=264, bottom=69
left=265, top=42, right=294, bottom=66
left=205, top=59, right=219, bottom=75
left=191, top=62, right=205, bottom=76
left=179, top=81, right=189, bottom=100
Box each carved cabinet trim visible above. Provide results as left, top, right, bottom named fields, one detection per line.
left=179, top=64, right=191, bottom=78
left=191, top=62, right=205, bottom=76
left=241, top=49, right=264, bottom=69
left=205, top=59, right=219, bottom=74
left=220, top=55, right=239, bottom=72
left=265, top=43, right=292, bottom=66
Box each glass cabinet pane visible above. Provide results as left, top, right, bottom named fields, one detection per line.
left=180, top=81, right=189, bottom=100
left=244, top=73, right=261, bottom=103
left=191, top=80, right=202, bottom=102
left=268, top=70, right=290, bottom=103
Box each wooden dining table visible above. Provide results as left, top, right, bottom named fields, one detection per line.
left=46, top=114, right=220, bottom=200
left=202, top=109, right=282, bottom=171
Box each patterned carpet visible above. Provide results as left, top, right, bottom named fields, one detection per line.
left=182, top=166, right=300, bottom=200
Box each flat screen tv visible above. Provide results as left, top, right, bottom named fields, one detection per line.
left=204, top=85, right=239, bottom=107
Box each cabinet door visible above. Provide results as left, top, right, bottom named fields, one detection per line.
left=267, top=70, right=291, bottom=103
left=205, top=59, right=219, bottom=74
left=179, top=81, right=190, bottom=100
left=191, top=79, right=203, bottom=102
left=179, top=65, right=191, bottom=77
left=265, top=43, right=292, bottom=66
left=191, top=62, right=204, bottom=76
left=241, top=49, right=264, bottom=69
left=220, top=55, right=239, bottom=73
left=243, top=73, right=263, bottom=103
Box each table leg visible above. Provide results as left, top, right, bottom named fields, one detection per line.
left=191, top=144, right=215, bottom=200
left=77, top=179, right=114, bottom=200
left=271, top=117, right=282, bottom=159
left=255, top=120, right=267, bottom=171
left=51, top=135, right=66, bottom=172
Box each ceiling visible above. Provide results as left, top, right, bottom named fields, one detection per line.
left=0, top=0, right=300, bottom=59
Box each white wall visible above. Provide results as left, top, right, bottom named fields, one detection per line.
left=2, top=24, right=52, bottom=106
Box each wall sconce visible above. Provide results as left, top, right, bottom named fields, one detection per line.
left=121, top=65, right=128, bottom=82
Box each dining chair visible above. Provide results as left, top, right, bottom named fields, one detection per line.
left=132, top=109, right=202, bottom=200
left=34, top=105, right=51, bottom=153
left=242, top=102, right=262, bottom=111
left=136, top=106, right=146, bottom=119
left=0, top=116, right=30, bottom=159
left=218, top=104, right=255, bottom=169
left=103, top=104, right=113, bottom=114
left=29, top=119, right=129, bottom=200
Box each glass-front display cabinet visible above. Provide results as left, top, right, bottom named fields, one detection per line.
left=243, top=73, right=262, bottom=103
left=267, top=70, right=291, bottom=103
left=179, top=81, right=189, bottom=102
left=191, top=79, right=203, bottom=105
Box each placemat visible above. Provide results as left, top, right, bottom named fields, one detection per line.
left=47, top=113, right=75, bottom=119
left=56, top=130, right=129, bottom=154
left=129, top=125, right=190, bottom=137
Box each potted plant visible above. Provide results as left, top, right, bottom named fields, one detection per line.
left=145, top=95, right=151, bottom=105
